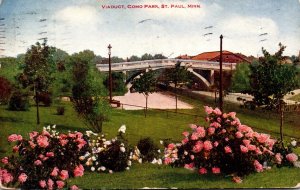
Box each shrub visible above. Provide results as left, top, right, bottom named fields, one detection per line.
left=0, top=76, right=12, bottom=104
left=163, top=106, right=299, bottom=182
left=137, top=137, right=160, bottom=162
left=81, top=125, right=132, bottom=173
left=0, top=126, right=88, bottom=189
left=36, top=92, right=52, bottom=107
left=8, top=91, right=29, bottom=111
left=56, top=106, right=65, bottom=115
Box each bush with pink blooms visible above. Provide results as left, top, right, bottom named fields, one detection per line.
left=0, top=125, right=88, bottom=189
left=163, top=106, right=299, bottom=182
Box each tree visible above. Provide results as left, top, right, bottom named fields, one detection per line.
left=230, top=62, right=251, bottom=93
left=0, top=76, right=12, bottom=104
left=131, top=68, right=157, bottom=116
left=103, top=72, right=127, bottom=95
left=249, top=43, right=299, bottom=142
left=141, top=53, right=154, bottom=61
left=17, top=41, right=51, bottom=125
left=71, top=50, right=110, bottom=133
left=164, top=62, right=191, bottom=112
left=128, top=55, right=141, bottom=62
left=153, top=54, right=167, bottom=59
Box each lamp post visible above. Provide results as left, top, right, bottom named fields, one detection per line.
left=219, top=35, right=223, bottom=112
left=108, top=44, right=112, bottom=103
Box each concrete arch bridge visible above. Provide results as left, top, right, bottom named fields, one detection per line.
left=97, top=58, right=236, bottom=88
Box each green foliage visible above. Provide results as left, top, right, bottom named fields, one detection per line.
left=249, top=43, right=299, bottom=109
left=71, top=50, right=110, bottom=133
left=231, top=63, right=251, bottom=92
left=103, top=72, right=127, bottom=95
left=0, top=56, right=24, bottom=84
left=8, top=90, right=29, bottom=111
left=129, top=55, right=141, bottom=62
left=131, top=69, right=157, bottom=113
left=0, top=76, right=12, bottom=104
left=137, top=137, right=160, bottom=162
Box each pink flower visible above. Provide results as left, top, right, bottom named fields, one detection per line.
left=266, top=139, right=276, bottom=149
left=1, top=157, right=8, bottom=164
left=42, top=130, right=51, bottom=137
left=51, top=167, right=59, bottom=177
left=213, top=108, right=222, bottom=115
left=242, top=139, right=251, bottom=146
left=76, top=138, right=87, bottom=150
left=238, top=125, right=252, bottom=133
left=73, top=164, right=84, bottom=177
left=190, top=155, right=195, bottom=160
left=46, top=152, right=54, bottom=157
left=198, top=167, right=207, bottom=175
left=240, top=145, right=248, bottom=153
left=60, top=170, right=69, bottom=180
left=256, top=133, right=270, bottom=144
left=253, top=160, right=263, bottom=172
left=70, top=185, right=79, bottom=190
left=210, top=122, right=221, bottom=128
left=190, top=124, right=197, bottom=130
left=203, top=141, right=213, bottom=151
left=196, top=127, right=206, bottom=138
left=225, top=137, right=229, bottom=142
left=29, top=131, right=39, bottom=140
left=167, top=143, right=175, bottom=150
left=29, top=141, right=36, bottom=149
left=34, top=160, right=42, bottom=166
left=39, top=180, right=46, bottom=188
left=228, top=112, right=236, bottom=119
left=13, top=145, right=19, bottom=152
left=204, top=106, right=213, bottom=114
left=18, top=173, right=28, bottom=183
left=182, top=131, right=189, bottom=137
left=60, top=139, right=69, bottom=146
left=247, top=144, right=256, bottom=151
left=224, top=146, right=232, bottom=154
left=47, top=179, right=54, bottom=189
left=184, top=162, right=195, bottom=170
left=181, top=138, right=188, bottom=145
left=164, top=157, right=172, bottom=165
left=191, top=132, right=199, bottom=140
left=232, top=176, right=242, bottom=183
left=212, top=167, right=221, bottom=174
left=275, top=153, right=282, bottom=164
left=207, top=127, right=215, bottom=135
left=217, top=117, right=222, bottom=123
left=36, top=135, right=49, bottom=148
left=68, top=133, right=77, bottom=138
left=222, top=113, right=228, bottom=118
left=286, top=153, right=298, bottom=163
left=8, top=134, right=22, bottom=142
left=192, top=141, right=203, bottom=153
left=235, top=131, right=243, bottom=139
left=255, top=147, right=262, bottom=155
left=0, top=169, right=13, bottom=184
left=56, top=180, right=65, bottom=189
left=76, top=132, right=83, bottom=138
left=222, top=129, right=227, bottom=134
left=213, top=141, right=219, bottom=147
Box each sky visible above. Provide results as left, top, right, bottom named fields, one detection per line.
left=0, top=0, right=299, bottom=58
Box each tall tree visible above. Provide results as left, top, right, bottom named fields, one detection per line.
left=230, top=62, right=251, bottom=93
left=164, top=62, right=191, bottom=112
left=249, top=43, right=299, bottom=142
left=131, top=68, right=157, bottom=116
left=71, top=50, right=110, bottom=133
left=17, top=41, right=51, bottom=125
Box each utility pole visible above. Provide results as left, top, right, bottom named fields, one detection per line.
left=219, top=35, right=223, bottom=112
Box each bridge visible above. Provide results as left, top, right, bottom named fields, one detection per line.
left=97, top=59, right=237, bottom=88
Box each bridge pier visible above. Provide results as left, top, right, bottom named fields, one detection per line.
left=210, top=70, right=215, bottom=85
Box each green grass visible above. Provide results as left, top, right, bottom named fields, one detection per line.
left=0, top=96, right=300, bottom=188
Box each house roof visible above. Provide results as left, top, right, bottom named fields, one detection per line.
left=192, top=50, right=250, bottom=63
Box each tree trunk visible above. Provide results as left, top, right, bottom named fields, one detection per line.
left=175, top=83, right=178, bottom=113
left=34, top=84, right=40, bottom=126
left=279, top=101, right=284, bottom=143
left=145, top=95, right=148, bottom=117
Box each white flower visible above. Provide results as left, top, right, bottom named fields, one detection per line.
left=160, top=140, right=163, bottom=145
left=104, top=141, right=111, bottom=146
left=138, top=158, right=142, bottom=164
left=100, top=166, right=106, bottom=171
left=47, top=126, right=51, bottom=130
left=92, top=156, right=96, bottom=161
left=121, top=143, right=124, bottom=147
left=95, top=161, right=99, bottom=165
left=118, top=125, right=126, bottom=134
left=291, top=140, right=297, bottom=147
left=184, top=151, right=188, bottom=155
left=97, top=147, right=104, bottom=152
left=91, top=167, right=95, bottom=171
left=157, top=149, right=161, bottom=153
left=109, top=170, right=113, bottom=174
left=126, top=167, right=130, bottom=170
left=79, top=156, right=85, bottom=161
left=120, top=147, right=126, bottom=152
left=52, top=125, right=56, bottom=129
left=127, top=160, right=132, bottom=166
left=151, top=158, right=157, bottom=164
left=293, top=161, right=300, bottom=168
left=157, top=159, right=162, bottom=165
left=97, top=167, right=101, bottom=171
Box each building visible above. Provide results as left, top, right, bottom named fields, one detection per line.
left=191, top=50, right=251, bottom=63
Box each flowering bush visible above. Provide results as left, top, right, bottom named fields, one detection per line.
left=163, top=106, right=299, bottom=182
left=0, top=126, right=88, bottom=189
left=137, top=137, right=160, bottom=162
left=80, top=125, right=132, bottom=173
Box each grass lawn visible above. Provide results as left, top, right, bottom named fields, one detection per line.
left=0, top=95, right=300, bottom=188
